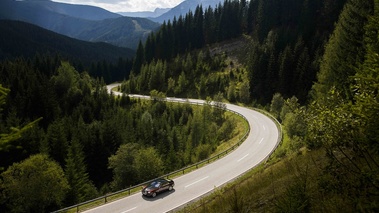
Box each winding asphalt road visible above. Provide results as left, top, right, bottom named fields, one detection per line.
left=85, top=84, right=280, bottom=213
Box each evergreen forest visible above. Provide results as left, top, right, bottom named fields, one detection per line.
left=1, top=0, right=379, bottom=212
left=0, top=56, right=240, bottom=212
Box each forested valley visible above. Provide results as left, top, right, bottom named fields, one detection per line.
left=1, top=0, right=379, bottom=212
left=0, top=55, right=240, bottom=212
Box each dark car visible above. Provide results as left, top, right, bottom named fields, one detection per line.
left=141, top=178, right=175, bottom=198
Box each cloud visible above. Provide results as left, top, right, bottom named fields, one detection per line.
left=53, top=0, right=185, bottom=12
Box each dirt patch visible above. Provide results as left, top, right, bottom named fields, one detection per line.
left=209, top=36, right=251, bottom=68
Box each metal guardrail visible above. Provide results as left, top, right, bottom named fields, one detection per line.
left=52, top=98, right=251, bottom=213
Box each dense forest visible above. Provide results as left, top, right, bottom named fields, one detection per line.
left=0, top=29, right=240, bottom=212
left=177, top=0, right=378, bottom=212
left=125, top=0, right=379, bottom=211
left=0, top=20, right=136, bottom=84
left=1, top=0, right=378, bottom=212
left=0, top=55, right=239, bottom=212
left=130, top=0, right=346, bottom=104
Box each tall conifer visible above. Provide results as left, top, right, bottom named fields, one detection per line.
left=312, top=0, right=374, bottom=102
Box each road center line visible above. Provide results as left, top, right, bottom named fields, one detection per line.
left=237, top=154, right=249, bottom=162
left=185, top=176, right=209, bottom=188
left=121, top=206, right=137, bottom=213
left=259, top=138, right=264, bottom=144
left=263, top=125, right=266, bottom=131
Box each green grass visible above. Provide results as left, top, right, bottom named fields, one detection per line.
left=212, top=111, right=249, bottom=156
left=179, top=148, right=328, bottom=213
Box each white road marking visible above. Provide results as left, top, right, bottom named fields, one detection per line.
left=263, top=125, right=266, bottom=131
left=121, top=207, right=137, bottom=213
left=237, top=154, right=249, bottom=162
left=259, top=138, right=264, bottom=144
left=185, top=176, right=209, bottom=188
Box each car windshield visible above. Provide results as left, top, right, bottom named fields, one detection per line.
left=149, top=181, right=161, bottom=188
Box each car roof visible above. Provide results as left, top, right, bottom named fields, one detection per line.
left=153, top=178, right=168, bottom=182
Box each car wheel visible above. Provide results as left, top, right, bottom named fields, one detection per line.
left=152, top=192, right=157, bottom=198
left=168, top=186, right=173, bottom=191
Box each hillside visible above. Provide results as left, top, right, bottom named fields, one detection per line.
left=0, top=0, right=121, bottom=23
left=151, top=0, right=223, bottom=23
left=119, top=8, right=170, bottom=18
left=173, top=0, right=378, bottom=212
left=0, top=0, right=160, bottom=49
left=74, top=16, right=161, bottom=50
left=0, top=20, right=135, bottom=64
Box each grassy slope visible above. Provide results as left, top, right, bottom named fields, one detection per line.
left=180, top=148, right=330, bottom=213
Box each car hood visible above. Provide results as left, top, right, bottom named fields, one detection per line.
left=143, top=186, right=157, bottom=191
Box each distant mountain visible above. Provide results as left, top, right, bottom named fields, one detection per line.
left=0, top=0, right=122, bottom=21
left=0, top=0, right=160, bottom=50
left=151, top=0, right=223, bottom=23
left=74, top=17, right=161, bottom=50
left=0, top=20, right=135, bottom=65
left=119, top=8, right=171, bottom=18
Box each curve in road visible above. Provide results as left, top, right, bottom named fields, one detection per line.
left=86, top=83, right=280, bottom=213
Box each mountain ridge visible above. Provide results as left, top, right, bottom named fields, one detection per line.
left=151, top=0, right=223, bottom=23
left=0, top=0, right=160, bottom=49
left=0, top=20, right=135, bottom=64
left=118, top=8, right=171, bottom=18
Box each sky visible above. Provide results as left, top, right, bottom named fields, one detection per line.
left=53, top=0, right=185, bottom=12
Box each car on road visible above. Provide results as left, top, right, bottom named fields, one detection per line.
left=141, top=178, right=175, bottom=198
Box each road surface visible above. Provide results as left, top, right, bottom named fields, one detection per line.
left=85, top=84, right=280, bottom=213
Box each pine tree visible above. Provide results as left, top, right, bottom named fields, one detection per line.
left=133, top=41, right=145, bottom=74
left=353, top=0, right=379, bottom=154
left=65, top=138, right=97, bottom=205
left=194, top=5, right=205, bottom=49
left=312, top=0, right=374, bottom=102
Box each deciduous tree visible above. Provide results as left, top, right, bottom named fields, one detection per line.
left=0, top=154, right=69, bottom=213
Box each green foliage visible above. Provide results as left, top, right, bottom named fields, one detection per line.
left=108, top=143, right=141, bottom=190
left=0, top=85, right=9, bottom=111
left=312, top=0, right=374, bottom=103
left=64, top=138, right=98, bottom=205
left=227, top=82, right=237, bottom=102
left=122, top=50, right=229, bottom=98
left=270, top=93, right=284, bottom=120
left=136, top=0, right=256, bottom=70
left=238, top=80, right=250, bottom=104
left=273, top=165, right=310, bottom=213
left=0, top=56, right=241, bottom=212
left=244, top=0, right=348, bottom=104
left=283, top=111, right=306, bottom=140
left=150, top=89, right=166, bottom=101
left=176, top=1, right=379, bottom=209
left=303, top=1, right=379, bottom=210
left=0, top=84, right=42, bottom=152
left=134, top=147, right=164, bottom=182
left=0, top=154, right=69, bottom=212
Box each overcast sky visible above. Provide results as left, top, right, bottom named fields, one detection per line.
left=53, top=0, right=185, bottom=12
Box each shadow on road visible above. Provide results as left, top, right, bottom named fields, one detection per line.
left=141, top=189, right=176, bottom=201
